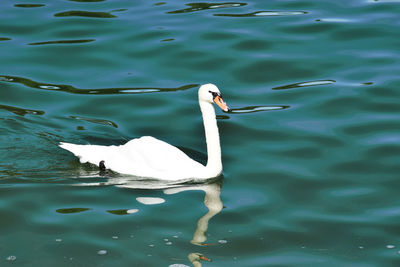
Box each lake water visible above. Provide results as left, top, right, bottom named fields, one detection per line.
left=1, top=0, right=400, bottom=266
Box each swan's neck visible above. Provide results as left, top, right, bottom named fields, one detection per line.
left=199, top=101, right=222, bottom=177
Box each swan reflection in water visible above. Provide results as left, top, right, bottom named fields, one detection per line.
left=163, top=181, right=223, bottom=247
left=75, top=174, right=223, bottom=266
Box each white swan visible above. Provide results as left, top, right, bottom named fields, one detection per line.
left=59, top=84, right=230, bottom=181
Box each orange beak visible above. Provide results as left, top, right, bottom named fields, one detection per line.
left=213, top=95, right=230, bottom=112
left=200, top=255, right=212, bottom=262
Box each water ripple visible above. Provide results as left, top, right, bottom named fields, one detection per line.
left=231, top=105, right=290, bottom=114
left=28, top=39, right=95, bottom=46
left=70, top=116, right=118, bottom=128
left=68, top=0, right=105, bottom=2
left=56, top=208, right=91, bottom=214
left=272, top=80, right=336, bottom=90
left=14, top=4, right=45, bottom=8
left=107, top=209, right=139, bottom=215
left=0, top=104, right=45, bottom=116
left=167, top=2, right=246, bottom=14
left=161, top=38, right=175, bottom=42
left=0, top=75, right=198, bottom=95
left=215, top=10, right=308, bottom=17
left=366, top=0, right=400, bottom=2
left=316, top=18, right=356, bottom=23
left=54, top=10, right=116, bottom=18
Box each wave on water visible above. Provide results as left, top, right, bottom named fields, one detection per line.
left=167, top=2, right=246, bottom=14
left=230, top=105, right=290, bottom=114
left=14, top=4, right=46, bottom=8
left=272, top=80, right=336, bottom=90
left=54, top=10, right=116, bottom=18
left=0, top=75, right=198, bottom=95
left=68, top=0, right=105, bottom=2
left=70, top=115, right=118, bottom=128
left=0, top=104, right=45, bottom=116
left=28, top=39, right=95, bottom=45
left=215, top=10, right=308, bottom=17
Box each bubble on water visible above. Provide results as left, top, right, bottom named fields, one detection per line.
left=387, top=245, right=395, bottom=249
left=97, top=250, right=107, bottom=255
left=55, top=238, right=62, bottom=242
left=166, top=242, right=172, bottom=245
left=112, top=236, right=118, bottom=240
left=173, top=235, right=179, bottom=239
left=359, top=246, right=364, bottom=249
left=218, top=239, right=228, bottom=244
left=149, top=244, right=155, bottom=248
left=164, top=238, right=169, bottom=242
left=6, top=255, right=16, bottom=261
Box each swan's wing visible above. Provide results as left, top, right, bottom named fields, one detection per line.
left=59, top=136, right=204, bottom=178
left=122, top=136, right=204, bottom=174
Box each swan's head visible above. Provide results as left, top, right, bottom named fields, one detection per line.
left=198, top=84, right=230, bottom=112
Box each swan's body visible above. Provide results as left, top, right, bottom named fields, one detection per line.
left=59, top=84, right=229, bottom=181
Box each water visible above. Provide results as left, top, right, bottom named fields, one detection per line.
left=1, top=0, right=400, bottom=266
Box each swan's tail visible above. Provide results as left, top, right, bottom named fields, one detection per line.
left=59, top=142, right=84, bottom=162
left=59, top=142, right=105, bottom=165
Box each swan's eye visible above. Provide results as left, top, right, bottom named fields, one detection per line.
left=208, top=90, right=220, bottom=98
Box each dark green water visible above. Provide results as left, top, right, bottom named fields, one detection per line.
left=1, top=0, right=400, bottom=266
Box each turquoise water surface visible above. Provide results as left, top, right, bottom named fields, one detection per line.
left=1, top=0, right=400, bottom=266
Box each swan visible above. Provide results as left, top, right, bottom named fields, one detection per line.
left=59, top=84, right=230, bottom=181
